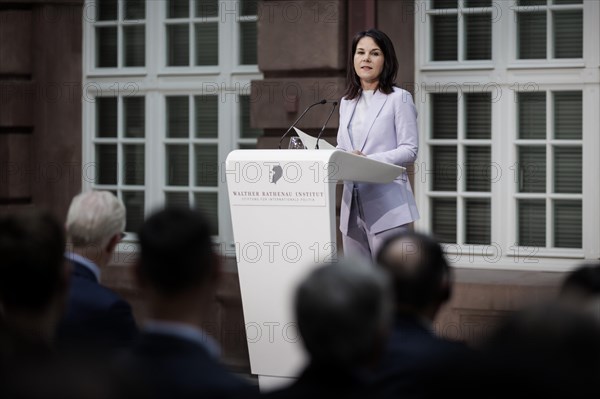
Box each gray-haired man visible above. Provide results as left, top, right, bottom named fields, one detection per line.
left=57, top=191, right=138, bottom=353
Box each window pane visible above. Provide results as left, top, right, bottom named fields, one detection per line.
left=165, top=192, right=189, bottom=208
left=554, top=200, right=581, bottom=248
left=196, top=0, right=219, bottom=17
left=432, top=15, right=457, bottom=61
left=124, top=0, right=145, bottom=20
left=195, top=23, right=219, bottom=65
left=518, top=92, right=546, bottom=139
left=194, top=193, right=219, bottom=236
left=167, top=96, right=189, bottom=138
left=553, top=0, right=582, bottom=5
left=466, top=147, right=491, bottom=192
left=240, top=21, right=258, bottom=65
left=240, top=95, right=263, bottom=138
left=466, top=93, right=491, bottom=139
left=465, top=14, right=492, bottom=60
left=465, top=199, right=491, bottom=245
left=123, top=191, right=145, bottom=233
left=518, top=12, right=547, bottom=59
left=166, top=145, right=189, bottom=186
left=241, top=0, right=259, bottom=16
left=518, top=0, right=547, bottom=6
left=96, top=97, right=117, bottom=138
left=96, top=145, right=117, bottom=185
left=195, top=96, right=218, bottom=138
left=466, top=0, right=491, bottom=7
left=168, top=0, right=189, bottom=18
left=554, top=11, right=583, bottom=59
left=195, top=145, right=219, bottom=187
left=518, top=147, right=546, bottom=193
left=167, top=25, right=189, bottom=66
left=432, top=0, right=458, bottom=9
left=98, top=0, right=117, bottom=21
left=432, top=198, right=456, bottom=243
left=554, top=147, right=581, bottom=193
left=123, top=144, right=145, bottom=185
left=239, top=143, right=257, bottom=150
left=432, top=146, right=457, bottom=191
left=518, top=200, right=546, bottom=247
left=432, top=93, right=457, bottom=139
left=96, top=27, right=117, bottom=68
left=124, top=97, right=145, bottom=138
left=124, top=25, right=145, bottom=67
left=554, top=91, right=582, bottom=139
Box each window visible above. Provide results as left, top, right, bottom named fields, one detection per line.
left=429, top=92, right=492, bottom=245
left=165, top=0, right=219, bottom=66
left=83, top=0, right=262, bottom=244
left=427, top=0, right=493, bottom=62
left=515, top=0, right=583, bottom=60
left=239, top=1, right=259, bottom=65
left=415, top=0, right=599, bottom=270
left=163, top=0, right=258, bottom=67
left=164, top=95, right=220, bottom=235
left=92, top=0, right=146, bottom=68
left=94, top=95, right=146, bottom=232
left=515, top=91, right=582, bottom=248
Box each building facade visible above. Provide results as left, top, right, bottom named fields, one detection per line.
left=1, top=0, right=598, bottom=371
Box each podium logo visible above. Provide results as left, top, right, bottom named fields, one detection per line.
left=270, top=164, right=283, bottom=184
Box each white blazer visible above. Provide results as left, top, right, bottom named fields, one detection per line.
left=336, top=87, right=420, bottom=235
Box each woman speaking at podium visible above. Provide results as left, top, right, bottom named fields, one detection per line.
left=336, top=29, right=420, bottom=259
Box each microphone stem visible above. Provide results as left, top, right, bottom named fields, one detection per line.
left=315, top=102, right=338, bottom=149
left=278, top=100, right=326, bottom=149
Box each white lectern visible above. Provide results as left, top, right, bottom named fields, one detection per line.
left=225, top=149, right=404, bottom=391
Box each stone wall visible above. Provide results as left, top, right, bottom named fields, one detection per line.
left=0, top=0, right=84, bottom=220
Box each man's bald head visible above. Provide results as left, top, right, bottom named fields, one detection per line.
left=376, top=232, right=451, bottom=316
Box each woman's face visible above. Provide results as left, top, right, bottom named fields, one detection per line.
left=353, top=36, right=384, bottom=90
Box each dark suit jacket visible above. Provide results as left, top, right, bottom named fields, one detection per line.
left=374, top=315, right=472, bottom=399
left=57, top=260, right=138, bottom=352
left=263, top=362, right=384, bottom=399
left=125, top=332, right=257, bottom=399
left=0, top=319, right=54, bottom=360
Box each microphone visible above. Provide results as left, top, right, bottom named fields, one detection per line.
left=315, top=101, right=338, bottom=149
left=278, top=99, right=327, bottom=149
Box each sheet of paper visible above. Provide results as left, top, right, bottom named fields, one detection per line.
left=293, top=127, right=336, bottom=150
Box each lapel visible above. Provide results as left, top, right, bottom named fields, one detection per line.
left=342, top=97, right=359, bottom=149
left=357, top=89, right=388, bottom=152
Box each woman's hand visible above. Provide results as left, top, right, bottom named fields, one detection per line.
left=351, top=150, right=366, bottom=156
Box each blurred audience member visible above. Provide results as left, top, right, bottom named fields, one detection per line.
left=126, top=207, right=256, bottom=399
left=559, top=262, right=600, bottom=321
left=57, top=191, right=138, bottom=352
left=1, top=355, right=148, bottom=399
left=473, top=303, right=600, bottom=398
left=264, top=258, right=392, bottom=399
left=373, top=232, right=471, bottom=398
left=0, top=210, right=68, bottom=358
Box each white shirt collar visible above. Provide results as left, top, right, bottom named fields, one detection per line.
left=144, top=320, right=221, bottom=358
left=65, top=252, right=101, bottom=282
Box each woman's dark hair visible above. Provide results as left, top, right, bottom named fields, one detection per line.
left=343, top=28, right=399, bottom=100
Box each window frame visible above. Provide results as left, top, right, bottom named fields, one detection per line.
left=507, top=0, right=585, bottom=68
left=414, top=0, right=600, bottom=271
left=82, top=0, right=263, bottom=249
left=419, top=0, right=496, bottom=70
left=84, top=0, right=148, bottom=75
left=156, top=0, right=260, bottom=76
left=426, top=90, right=494, bottom=246
left=512, top=89, right=583, bottom=251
